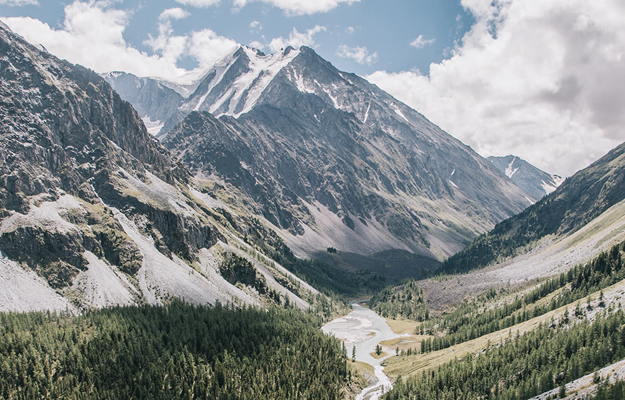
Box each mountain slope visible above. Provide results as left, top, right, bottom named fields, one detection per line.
left=157, top=46, right=531, bottom=260
left=442, top=141, right=625, bottom=273
left=488, top=155, right=563, bottom=199
left=0, top=25, right=326, bottom=313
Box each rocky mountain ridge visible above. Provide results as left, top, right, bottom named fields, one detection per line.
left=442, top=140, right=625, bottom=274
left=0, top=25, right=325, bottom=313
left=488, top=155, right=563, bottom=199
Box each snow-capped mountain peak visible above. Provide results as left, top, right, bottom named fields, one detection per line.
left=184, top=45, right=301, bottom=118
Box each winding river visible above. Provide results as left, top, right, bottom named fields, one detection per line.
left=322, top=303, right=399, bottom=400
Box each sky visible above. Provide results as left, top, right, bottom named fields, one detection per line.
left=1, top=0, right=625, bottom=177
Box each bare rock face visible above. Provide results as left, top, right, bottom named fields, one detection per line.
left=0, top=26, right=320, bottom=312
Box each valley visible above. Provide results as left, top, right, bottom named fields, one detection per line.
left=1, top=16, right=625, bottom=400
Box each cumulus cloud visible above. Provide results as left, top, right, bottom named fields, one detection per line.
left=158, top=8, right=190, bottom=21
left=410, top=35, right=435, bottom=49
left=144, top=8, right=192, bottom=67
left=0, top=0, right=38, bottom=5
left=187, top=29, right=238, bottom=67
left=1, top=1, right=236, bottom=80
left=175, top=0, right=220, bottom=8
left=368, top=0, right=625, bottom=176
left=248, top=40, right=264, bottom=49
left=268, top=25, right=326, bottom=52
left=233, top=0, right=359, bottom=16
left=336, top=45, right=378, bottom=65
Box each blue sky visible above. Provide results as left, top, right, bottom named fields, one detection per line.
left=2, top=0, right=625, bottom=177
left=0, top=0, right=471, bottom=76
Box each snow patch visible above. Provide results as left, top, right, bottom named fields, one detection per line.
left=363, top=103, right=371, bottom=123
left=141, top=116, right=164, bottom=135
left=193, top=56, right=238, bottom=111
left=215, top=46, right=300, bottom=117
left=292, top=70, right=316, bottom=94
left=391, top=104, right=410, bottom=123
left=505, top=156, right=519, bottom=178
left=448, top=179, right=459, bottom=189
left=322, top=87, right=341, bottom=109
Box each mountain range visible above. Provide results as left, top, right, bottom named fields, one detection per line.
left=106, top=45, right=532, bottom=262
left=0, top=25, right=323, bottom=312
left=442, top=141, right=625, bottom=274
left=5, top=17, right=625, bottom=400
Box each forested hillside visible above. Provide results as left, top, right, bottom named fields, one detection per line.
left=0, top=301, right=354, bottom=399
left=386, top=310, right=625, bottom=399
left=382, top=240, right=625, bottom=399
left=420, top=241, right=625, bottom=353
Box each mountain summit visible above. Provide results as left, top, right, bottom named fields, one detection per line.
left=488, top=155, right=564, bottom=199
left=108, top=45, right=533, bottom=260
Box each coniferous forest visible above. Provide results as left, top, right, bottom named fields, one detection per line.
left=386, top=309, right=625, bottom=400
left=418, top=242, right=625, bottom=353
left=369, top=280, right=430, bottom=321
left=0, top=301, right=352, bottom=399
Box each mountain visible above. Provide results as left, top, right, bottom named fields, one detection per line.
left=0, top=25, right=326, bottom=313
left=442, top=140, right=625, bottom=274
left=488, top=155, right=564, bottom=199
left=102, top=71, right=184, bottom=135
left=107, top=45, right=532, bottom=261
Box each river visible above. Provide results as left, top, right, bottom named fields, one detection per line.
left=322, top=303, right=400, bottom=400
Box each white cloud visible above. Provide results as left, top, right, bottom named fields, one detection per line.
left=158, top=8, right=190, bottom=21
left=175, top=0, right=220, bottom=8
left=268, top=26, right=326, bottom=52
left=0, top=0, right=37, bottom=5
left=249, top=20, right=262, bottom=34
left=233, top=0, right=359, bottom=16
left=187, top=29, right=238, bottom=67
left=345, top=26, right=355, bottom=34
left=0, top=1, right=236, bottom=81
left=145, top=9, right=191, bottom=66
left=248, top=40, right=264, bottom=49
left=336, top=45, right=378, bottom=65
left=410, top=35, right=435, bottom=49
left=368, top=0, right=625, bottom=177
